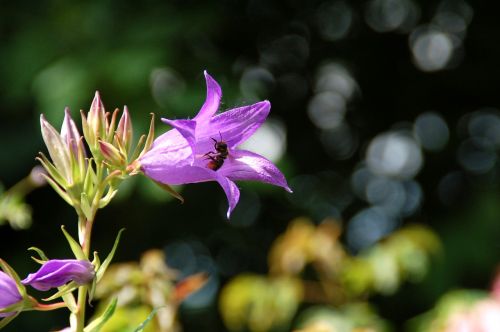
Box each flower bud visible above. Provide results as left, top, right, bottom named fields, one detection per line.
left=61, top=108, right=83, bottom=158
left=116, top=106, right=133, bottom=153
left=40, top=114, right=72, bottom=182
left=99, top=141, right=125, bottom=167
left=86, top=91, right=106, bottom=147
left=22, top=259, right=95, bottom=291
left=0, top=271, right=23, bottom=317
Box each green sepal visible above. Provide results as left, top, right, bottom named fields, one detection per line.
left=152, top=180, right=184, bottom=203
left=96, top=229, right=125, bottom=282
left=98, top=188, right=118, bottom=209
left=91, top=251, right=101, bottom=271
left=0, top=311, right=20, bottom=329
left=42, top=174, right=74, bottom=206
left=61, top=225, right=86, bottom=260
left=130, top=134, right=146, bottom=161
left=28, top=247, right=49, bottom=263
left=140, top=113, right=155, bottom=158
left=62, top=292, right=77, bottom=313
left=81, top=110, right=96, bottom=149
left=80, top=192, right=93, bottom=221
left=42, top=281, right=78, bottom=302
left=0, top=258, right=27, bottom=298
left=133, top=307, right=163, bottom=332
left=37, top=153, right=68, bottom=188
left=83, top=297, right=117, bottom=332
left=0, top=301, right=24, bottom=315
left=83, top=159, right=97, bottom=198
left=88, top=277, right=97, bottom=304
left=106, top=109, right=120, bottom=143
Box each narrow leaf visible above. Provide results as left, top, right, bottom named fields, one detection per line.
left=42, top=174, right=73, bottom=206
left=28, top=247, right=49, bottom=262
left=0, top=312, right=20, bottom=329
left=96, top=229, right=125, bottom=282
left=152, top=180, right=184, bottom=203
left=133, top=307, right=163, bottom=332
left=42, top=281, right=78, bottom=301
left=83, top=298, right=117, bottom=332
left=61, top=225, right=86, bottom=260
left=80, top=192, right=93, bottom=221
left=0, top=259, right=27, bottom=297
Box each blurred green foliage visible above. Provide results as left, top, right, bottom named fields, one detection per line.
left=2, top=0, right=500, bottom=331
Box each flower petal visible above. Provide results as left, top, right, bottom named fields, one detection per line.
left=22, top=260, right=94, bottom=291
left=194, top=71, right=222, bottom=122
left=222, top=149, right=292, bottom=192
left=214, top=174, right=240, bottom=218
left=60, top=107, right=81, bottom=155
left=142, top=163, right=216, bottom=185
left=194, top=101, right=270, bottom=154
left=161, top=118, right=197, bottom=162
left=0, top=271, right=22, bottom=313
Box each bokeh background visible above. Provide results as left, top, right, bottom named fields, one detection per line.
left=2, top=0, right=500, bottom=331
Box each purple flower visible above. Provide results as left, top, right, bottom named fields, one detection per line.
left=22, top=260, right=95, bottom=291
left=0, top=271, right=22, bottom=317
left=140, top=71, right=291, bottom=217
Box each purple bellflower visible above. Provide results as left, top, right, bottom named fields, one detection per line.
left=0, top=271, right=22, bottom=317
left=140, top=71, right=291, bottom=218
left=22, top=260, right=95, bottom=291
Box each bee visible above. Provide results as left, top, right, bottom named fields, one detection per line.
left=204, top=133, right=228, bottom=171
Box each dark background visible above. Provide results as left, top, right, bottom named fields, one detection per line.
left=2, top=0, right=500, bottom=331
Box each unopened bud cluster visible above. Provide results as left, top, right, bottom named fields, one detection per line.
left=38, top=92, right=154, bottom=221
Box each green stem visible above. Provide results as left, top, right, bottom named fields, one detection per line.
left=75, top=286, right=88, bottom=332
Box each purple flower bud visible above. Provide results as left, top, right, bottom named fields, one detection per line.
left=61, top=107, right=83, bottom=157
left=116, top=106, right=133, bottom=152
left=0, top=271, right=22, bottom=317
left=22, top=260, right=95, bottom=291
left=87, top=91, right=106, bottom=141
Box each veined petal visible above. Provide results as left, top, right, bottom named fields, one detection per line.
left=214, top=174, right=240, bottom=218
left=194, top=71, right=222, bottom=122
left=222, top=149, right=292, bottom=192
left=194, top=101, right=270, bottom=154
left=161, top=118, right=197, bottom=162
left=142, top=163, right=215, bottom=186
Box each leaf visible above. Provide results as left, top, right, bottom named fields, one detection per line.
left=152, top=180, right=184, bottom=203
left=83, top=298, right=117, bottom=332
left=80, top=192, right=93, bottom=221
left=42, top=174, right=73, bottom=206
left=133, top=307, right=163, bottom=332
left=42, top=281, right=78, bottom=301
left=0, top=258, right=26, bottom=297
left=0, top=312, right=20, bottom=329
left=28, top=247, right=49, bottom=263
left=61, top=225, right=86, bottom=260
left=96, top=229, right=125, bottom=282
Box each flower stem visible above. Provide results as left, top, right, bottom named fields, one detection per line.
left=75, top=286, right=88, bottom=332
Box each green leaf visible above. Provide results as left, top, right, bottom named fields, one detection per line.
left=96, top=229, right=125, bottom=282
left=42, top=174, right=74, bottom=206
left=83, top=298, right=117, bottom=332
left=42, top=281, right=78, bottom=301
left=80, top=192, right=93, bottom=221
left=61, top=225, right=86, bottom=260
left=28, top=247, right=49, bottom=263
left=134, top=307, right=163, bottom=332
left=0, top=259, right=27, bottom=297
left=152, top=180, right=184, bottom=203
left=0, top=312, right=20, bottom=329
